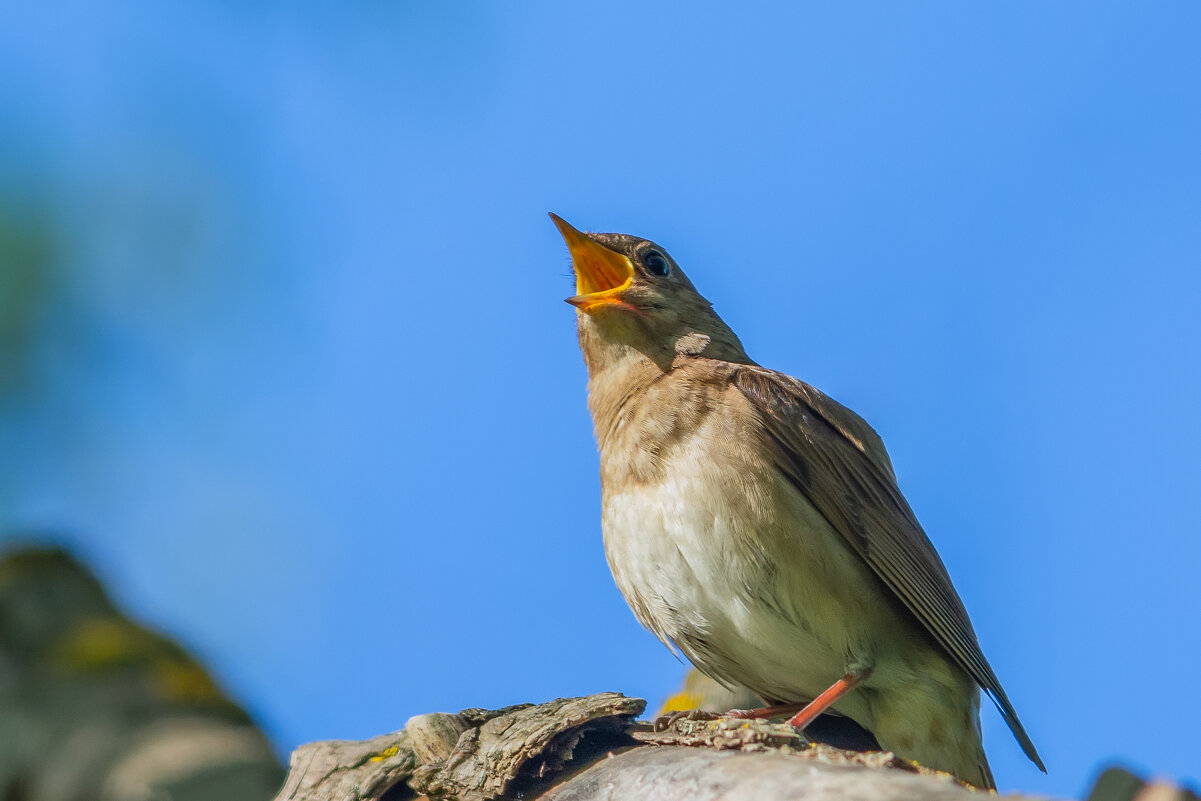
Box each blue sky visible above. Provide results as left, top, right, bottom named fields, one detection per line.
left=2, top=3, right=1199, bottom=795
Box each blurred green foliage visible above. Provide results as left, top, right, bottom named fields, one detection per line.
left=0, top=545, right=285, bottom=800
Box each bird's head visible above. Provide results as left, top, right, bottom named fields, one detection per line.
left=550, top=213, right=749, bottom=376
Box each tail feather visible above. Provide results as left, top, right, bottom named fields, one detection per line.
left=986, top=687, right=1047, bottom=773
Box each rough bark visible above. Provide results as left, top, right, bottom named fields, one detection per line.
left=274, top=694, right=644, bottom=801
left=271, top=693, right=1023, bottom=801
left=274, top=693, right=1199, bottom=801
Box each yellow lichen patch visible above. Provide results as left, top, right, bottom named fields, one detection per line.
left=369, top=745, right=401, bottom=762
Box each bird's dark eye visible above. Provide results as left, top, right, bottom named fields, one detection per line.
left=643, top=250, right=670, bottom=277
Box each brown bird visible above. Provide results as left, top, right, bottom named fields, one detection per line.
left=551, top=213, right=1045, bottom=789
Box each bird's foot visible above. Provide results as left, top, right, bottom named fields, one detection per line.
left=724, top=703, right=807, bottom=721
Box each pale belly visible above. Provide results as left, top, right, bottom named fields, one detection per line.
left=600, top=433, right=902, bottom=717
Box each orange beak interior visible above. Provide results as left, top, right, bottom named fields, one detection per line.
left=549, top=213, right=634, bottom=311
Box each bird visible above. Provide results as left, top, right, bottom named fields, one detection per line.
left=550, top=213, right=1045, bottom=789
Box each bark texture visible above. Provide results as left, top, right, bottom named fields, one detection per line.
left=273, top=693, right=1042, bottom=801
left=274, top=693, right=1199, bottom=801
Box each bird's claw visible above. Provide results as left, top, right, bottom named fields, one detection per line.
left=724, top=707, right=761, bottom=719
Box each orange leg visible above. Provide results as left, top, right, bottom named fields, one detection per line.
left=786, top=670, right=871, bottom=731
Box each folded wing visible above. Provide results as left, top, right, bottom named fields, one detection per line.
left=733, top=365, right=1044, bottom=772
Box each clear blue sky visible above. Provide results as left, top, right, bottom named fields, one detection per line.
left=2, top=3, right=1199, bottom=796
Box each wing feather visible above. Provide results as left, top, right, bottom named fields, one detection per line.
left=733, top=365, right=1045, bottom=772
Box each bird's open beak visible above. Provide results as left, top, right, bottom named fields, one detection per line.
left=549, top=213, right=635, bottom=312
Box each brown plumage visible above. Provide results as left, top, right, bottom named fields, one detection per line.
left=552, top=214, right=1045, bottom=789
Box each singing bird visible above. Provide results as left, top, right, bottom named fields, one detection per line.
left=551, top=213, right=1044, bottom=789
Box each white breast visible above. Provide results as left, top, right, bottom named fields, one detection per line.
left=599, top=407, right=886, bottom=711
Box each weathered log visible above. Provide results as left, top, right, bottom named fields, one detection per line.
left=271, top=693, right=1012, bottom=801
left=273, top=692, right=1199, bottom=801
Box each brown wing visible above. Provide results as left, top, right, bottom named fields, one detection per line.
left=733, top=365, right=1045, bottom=772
